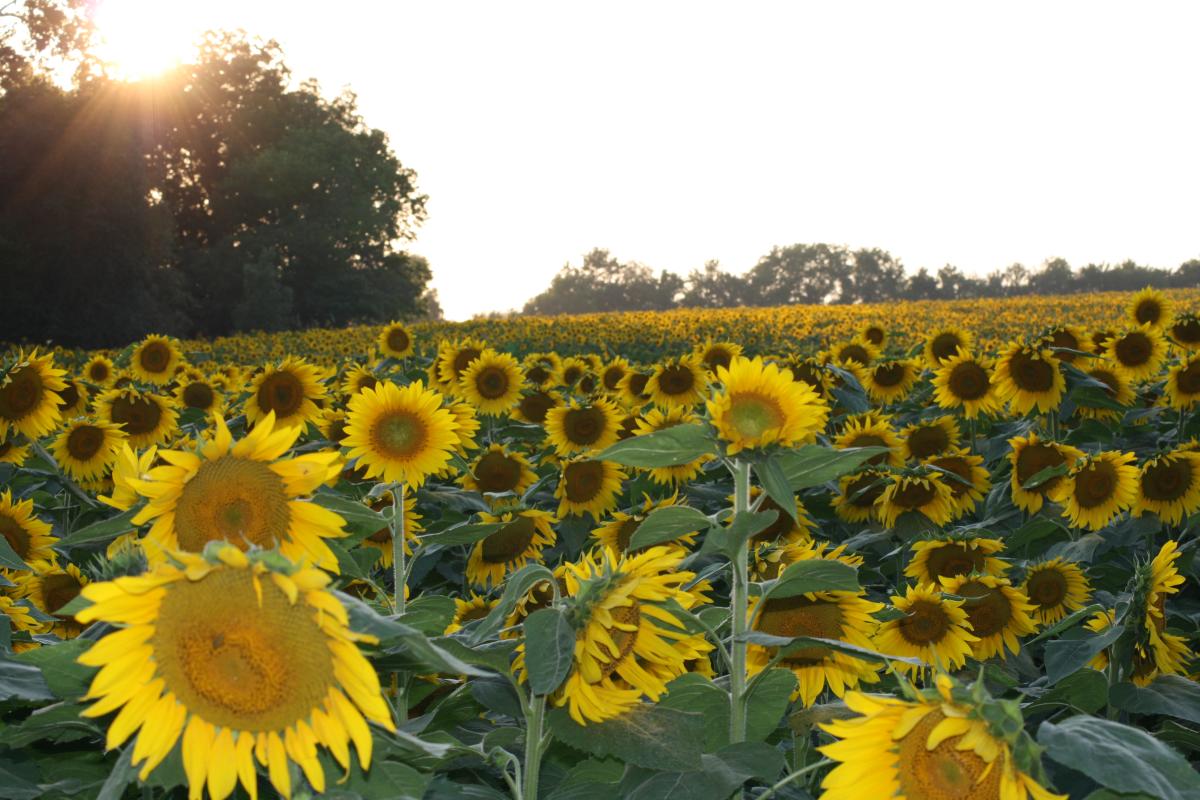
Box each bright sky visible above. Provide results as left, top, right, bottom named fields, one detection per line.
left=90, top=1, right=1200, bottom=320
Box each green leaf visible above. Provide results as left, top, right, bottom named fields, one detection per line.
left=756, top=559, right=860, bottom=600
left=0, top=655, right=54, bottom=702
left=524, top=608, right=574, bottom=695
left=1026, top=603, right=1104, bottom=645
left=14, top=639, right=94, bottom=699
left=1111, top=676, right=1200, bottom=725
left=433, top=638, right=518, bottom=675
left=701, top=510, right=778, bottom=559
left=758, top=455, right=798, bottom=522
left=744, top=668, right=796, bottom=742
left=1039, top=715, right=1200, bottom=800
left=627, top=506, right=711, bottom=551
left=658, top=673, right=730, bottom=752
left=1023, top=669, right=1108, bottom=716
left=547, top=704, right=706, bottom=771
left=1021, top=463, right=1069, bottom=490
left=0, top=533, right=29, bottom=571
left=593, top=423, right=715, bottom=468
left=313, top=491, right=391, bottom=543
left=738, top=632, right=925, bottom=666
left=57, top=509, right=138, bottom=548
left=0, top=701, right=100, bottom=748
left=1044, top=624, right=1124, bottom=685
left=420, top=522, right=506, bottom=548
left=398, top=595, right=458, bottom=637
left=776, top=445, right=889, bottom=490
left=625, top=742, right=785, bottom=800
left=469, top=563, right=557, bottom=644
left=96, top=749, right=136, bottom=800
left=0, top=756, right=41, bottom=800
left=335, top=591, right=488, bottom=677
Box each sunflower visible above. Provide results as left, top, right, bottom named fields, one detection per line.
left=320, top=409, right=350, bottom=444
left=1106, top=324, right=1167, bottom=382
left=378, top=321, right=415, bottom=358
left=466, top=508, right=556, bottom=588
left=555, top=458, right=626, bottom=519
left=459, top=443, right=538, bottom=499
left=819, top=676, right=1065, bottom=800
left=444, top=592, right=497, bottom=634
left=696, top=339, right=742, bottom=373
left=522, top=355, right=559, bottom=390
left=83, top=355, right=116, bottom=387
left=1127, top=287, right=1173, bottom=329
left=556, top=356, right=591, bottom=389
left=1164, top=354, right=1200, bottom=410
left=1038, top=324, right=1089, bottom=364
left=931, top=351, right=1003, bottom=419
left=830, top=337, right=879, bottom=368
left=339, top=364, right=379, bottom=398
left=540, top=546, right=712, bottom=725
left=446, top=400, right=481, bottom=457
left=0, top=489, right=57, bottom=568
left=50, top=418, right=125, bottom=482
left=459, top=350, right=525, bottom=415
left=56, top=378, right=88, bottom=417
left=706, top=356, right=828, bottom=455
left=436, top=338, right=488, bottom=393
left=1021, top=558, right=1090, bottom=626
left=0, top=435, right=29, bottom=466
left=1169, top=312, right=1200, bottom=351
left=630, top=407, right=712, bottom=486
left=860, top=323, right=887, bottom=347
left=75, top=545, right=394, bottom=799
left=906, top=537, right=1007, bottom=585
left=95, top=388, right=178, bottom=450
left=874, top=584, right=978, bottom=675
left=115, top=413, right=346, bottom=571
left=1137, top=540, right=1193, bottom=685
left=925, top=448, right=991, bottom=516
left=646, top=356, right=707, bottom=409
left=832, top=414, right=902, bottom=467
left=246, top=357, right=327, bottom=429
left=98, top=443, right=159, bottom=511
left=876, top=473, right=956, bottom=529
left=0, top=594, right=40, bottom=646
left=1049, top=450, right=1138, bottom=531
left=129, top=335, right=183, bottom=385
left=924, top=327, right=974, bottom=368
left=513, top=389, right=561, bottom=425
left=1007, top=432, right=1084, bottom=513
left=617, top=369, right=653, bottom=408
left=940, top=574, right=1037, bottom=661
left=16, top=563, right=89, bottom=637
left=358, top=488, right=421, bottom=569
left=785, top=356, right=831, bottom=399
left=343, top=380, right=460, bottom=487
left=599, top=357, right=631, bottom=395
left=994, top=342, right=1065, bottom=415
left=592, top=495, right=699, bottom=556
left=1074, top=359, right=1134, bottom=421
left=0, top=349, right=67, bottom=440
left=174, top=376, right=224, bottom=415
left=1134, top=450, right=1200, bottom=525
left=545, top=397, right=622, bottom=456
left=863, top=359, right=920, bottom=404
left=901, top=416, right=960, bottom=461
left=747, top=588, right=883, bottom=707
left=832, top=468, right=889, bottom=523
left=751, top=539, right=862, bottom=582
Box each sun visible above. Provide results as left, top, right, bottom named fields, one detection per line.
left=91, top=0, right=203, bottom=80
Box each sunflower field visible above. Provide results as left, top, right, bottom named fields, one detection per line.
left=0, top=288, right=1199, bottom=800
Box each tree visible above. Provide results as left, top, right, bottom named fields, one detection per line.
left=843, top=248, right=906, bottom=304
left=522, top=249, right=683, bottom=315
left=680, top=260, right=749, bottom=308
left=745, top=244, right=848, bottom=306
left=0, top=0, right=92, bottom=92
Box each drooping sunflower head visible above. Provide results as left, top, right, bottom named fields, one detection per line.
left=1107, top=324, right=1167, bottom=382
left=378, top=320, right=415, bottom=358
left=862, top=359, right=919, bottom=405
left=94, top=387, right=178, bottom=450
left=50, top=417, right=125, bottom=482
left=0, top=349, right=68, bottom=440
left=695, top=339, right=742, bottom=373
left=1165, top=354, right=1200, bottom=410
left=1049, top=449, right=1139, bottom=532
left=1135, top=450, right=1200, bottom=526
left=832, top=414, right=901, bottom=467
left=647, top=355, right=707, bottom=409
left=906, top=536, right=1007, bottom=585
left=1128, top=286, right=1174, bottom=329
left=931, top=351, right=1002, bottom=419
left=940, top=573, right=1038, bottom=661
left=707, top=356, right=829, bottom=455
left=924, top=448, right=991, bottom=515
left=460, top=443, right=538, bottom=497
left=75, top=545, right=394, bottom=799
left=1008, top=432, right=1084, bottom=513
left=0, top=489, right=57, bottom=568
left=874, top=583, right=979, bottom=675
left=1133, top=540, right=1194, bottom=685
left=545, top=397, right=623, bottom=456
left=875, top=471, right=957, bottom=529
left=83, top=355, right=116, bottom=387
left=995, top=341, right=1065, bottom=415
left=1169, top=312, right=1200, bottom=351
left=924, top=326, right=974, bottom=368
left=468, top=508, right=557, bottom=588
left=1021, top=557, right=1091, bottom=626
left=344, top=380, right=460, bottom=487
left=459, top=349, right=526, bottom=415
left=129, top=334, right=183, bottom=385
left=820, top=676, right=1064, bottom=800
left=555, top=457, right=626, bottom=519
left=900, top=416, right=960, bottom=461
left=246, top=357, right=328, bottom=429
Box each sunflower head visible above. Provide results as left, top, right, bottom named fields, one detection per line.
left=931, top=351, right=1002, bottom=419
left=830, top=337, right=878, bottom=368
left=555, top=457, right=626, bottom=519
left=859, top=323, right=887, bottom=347
left=343, top=380, right=461, bottom=487
left=0, top=349, right=68, bottom=440
left=459, top=349, right=525, bottom=415
left=1049, top=450, right=1139, bottom=532
left=1134, top=450, right=1200, bottom=525
left=924, top=327, right=974, bottom=368
left=1022, top=557, right=1091, bottom=626
left=0, top=488, right=57, bottom=568
left=707, top=356, right=829, bottom=455
left=1074, top=360, right=1133, bottom=421
left=84, top=355, right=116, bottom=387
left=695, top=339, right=742, bottom=373
left=545, top=397, right=623, bottom=456
left=924, top=448, right=991, bottom=514
left=832, top=414, right=901, bottom=467
left=1037, top=324, right=1088, bottom=363
left=246, top=357, right=328, bottom=429
left=460, top=443, right=538, bottom=497
left=862, top=359, right=919, bottom=404
left=174, top=376, right=224, bottom=415
left=940, top=573, right=1038, bottom=660
left=50, top=417, right=125, bottom=482
left=1127, top=287, right=1173, bottom=329
left=593, top=494, right=699, bottom=556
left=468, top=508, right=557, bottom=588
left=129, top=335, right=184, bottom=385
left=632, top=406, right=712, bottom=486
left=95, top=387, right=179, bottom=450
left=995, top=341, right=1065, bottom=415
left=906, top=536, right=1007, bottom=585
left=901, top=416, right=960, bottom=461
left=1170, top=312, right=1200, bottom=351
left=832, top=468, right=889, bottom=523
left=875, top=471, right=957, bottom=529
left=378, top=321, right=415, bottom=358
left=1166, top=354, right=1200, bottom=410
left=1008, top=432, right=1084, bottom=513
left=874, top=583, right=979, bottom=675
left=647, top=356, right=706, bottom=409
left=1107, top=324, right=1167, bottom=382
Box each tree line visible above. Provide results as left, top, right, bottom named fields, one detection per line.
left=521, top=246, right=1200, bottom=316
left=2, top=3, right=437, bottom=348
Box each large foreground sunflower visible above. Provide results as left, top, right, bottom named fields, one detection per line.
left=0, top=349, right=67, bottom=440
left=1049, top=450, right=1138, bottom=531
left=75, top=545, right=394, bottom=799
left=343, top=380, right=460, bottom=487
left=820, top=676, right=1064, bottom=800
left=114, top=413, right=346, bottom=571
left=707, top=356, right=828, bottom=454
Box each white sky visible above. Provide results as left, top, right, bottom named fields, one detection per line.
left=90, top=1, right=1200, bottom=320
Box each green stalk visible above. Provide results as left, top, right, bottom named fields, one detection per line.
left=522, top=694, right=546, bottom=800
left=729, top=460, right=752, bottom=745
left=391, top=483, right=407, bottom=615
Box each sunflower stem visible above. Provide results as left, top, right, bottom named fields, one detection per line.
left=729, top=459, right=752, bottom=746
left=522, top=693, right=546, bottom=800
left=755, top=758, right=832, bottom=800
left=391, top=483, right=407, bottom=616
